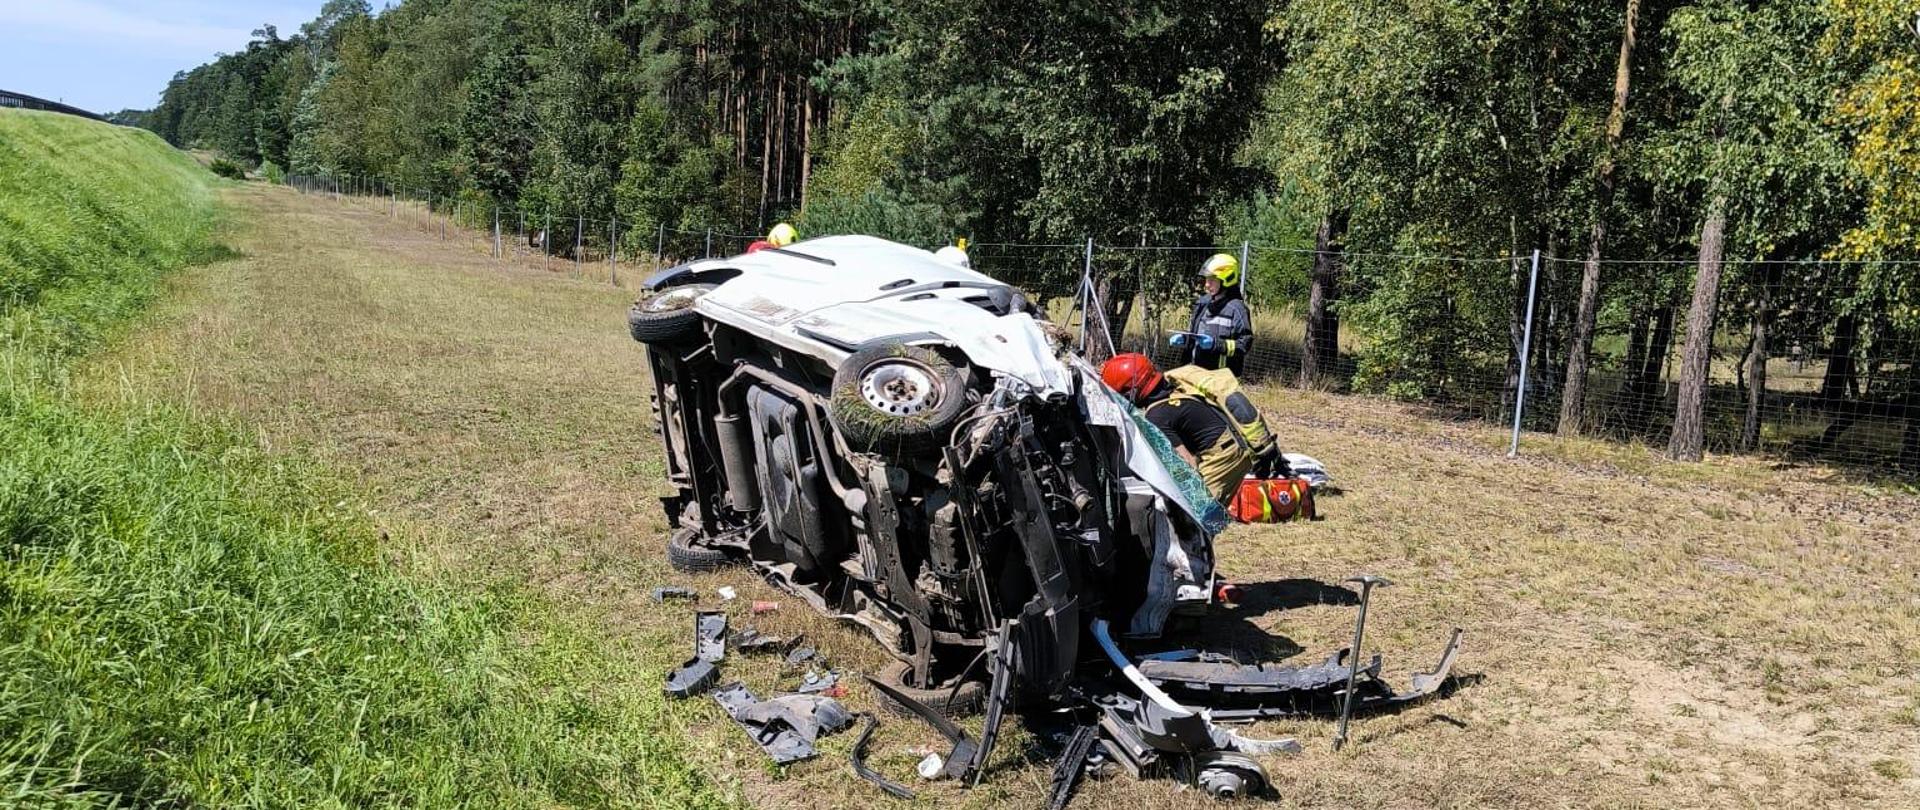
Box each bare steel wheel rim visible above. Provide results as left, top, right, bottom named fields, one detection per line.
left=859, top=360, right=939, bottom=416
left=644, top=286, right=705, bottom=313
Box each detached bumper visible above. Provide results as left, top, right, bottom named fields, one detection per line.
left=1141, top=627, right=1465, bottom=720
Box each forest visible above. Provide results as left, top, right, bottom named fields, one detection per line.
left=131, top=0, right=1920, bottom=467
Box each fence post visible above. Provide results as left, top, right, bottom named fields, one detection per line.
left=1079, top=237, right=1094, bottom=353
left=544, top=212, right=551, bottom=258
left=575, top=216, right=583, bottom=275
left=656, top=223, right=666, bottom=265
left=705, top=227, right=713, bottom=258
left=1239, top=240, right=1252, bottom=310
left=493, top=208, right=502, bottom=258
left=609, top=218, right=618, bottom=285
left=1509, top=248, right=1543, bottom=457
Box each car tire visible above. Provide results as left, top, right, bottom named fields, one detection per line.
left=872, top=661, right=987, bottom=719
left=828, top=344, right=968, bottom=456
left=665, top=527, right=733, bottom=573
left=628, top=283, right=715, bottom=344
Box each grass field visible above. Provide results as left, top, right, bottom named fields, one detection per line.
left=1, top=111, right=732, bottom=808
left=59, top=172, right=1920, bottom=807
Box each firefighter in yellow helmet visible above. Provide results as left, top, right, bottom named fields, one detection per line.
left=767, top=222, right=798, bottom=248
left=1169, top=252, right=1253, bottom=375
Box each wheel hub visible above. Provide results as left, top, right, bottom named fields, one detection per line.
left=860, top=361, right=937, bottom=416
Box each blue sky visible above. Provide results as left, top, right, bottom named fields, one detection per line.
left=1, top=0, right=321, bottom=113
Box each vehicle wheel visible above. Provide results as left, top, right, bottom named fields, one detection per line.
left=628, top=284, right=715, bottom=344
left=828, top=344, right=968, bottom=455
left=666, top=527, right=733, bottom=573
left=872, top=661, right=987, bottom=719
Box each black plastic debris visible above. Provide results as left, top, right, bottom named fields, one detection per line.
left=713, top=682, right=853, bottom=764
left=1138, top=652, right=1362, bottom=696
left=732, top=627, right=796, bottom=655
left=863, top=673, right=981, bottom=782
left=784, top=644, right=818, bottom=666
left=665, top=659, right=718, bottom=698
left=796, top=669, right=840, bottom=694
left=1146, top=628, right=1465, bottom=721
left=851, top=712, right=915, bottom=800
left=651, top=586, right=697, bottom=602
left=664, top=611, right=728, bottom=699
left=1045, top=725, right=1099, bottom=810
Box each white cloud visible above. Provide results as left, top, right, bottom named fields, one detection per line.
left=0, top=0, right=259, bottom=57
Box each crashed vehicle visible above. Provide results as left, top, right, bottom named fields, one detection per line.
left=628, top=236, right=1460, bottom=797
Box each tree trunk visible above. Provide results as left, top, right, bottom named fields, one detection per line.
left=1535, top=237, right=1561, bottom=394
left=1301, top=210, right=1347, bottom=388
left=800, top=77, right=813, bottom=209
left=1669, top=195, right=1728, bottom=461
left=1618, top=304, right=1651, bottom=431
left=1740, top=264, right=1776, bottom=450
left=1813, top=311, right=1862, bottom=451
left=1557, top=0, right=1641, bottom=436
left=1818, top=312, right=1858, bottom=404
left=1628, top=300, right=1675, bottom=432
left=775, top=75, right=789, bottom=210
left=758, top=53, right=772, bottom=227
left=1503, top=237, right=1528, bottom=418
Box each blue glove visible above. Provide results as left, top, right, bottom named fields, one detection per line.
left=1196, top=334, right=1218, bottom=351
left=1168, top=333, right=1189, bottom=348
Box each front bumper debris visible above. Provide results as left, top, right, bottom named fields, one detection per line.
left=712, top=682, right=853, bottom=764
left=663, top=610, right=728, bottom=698
left=1146, top=628, right=1465, bottom=722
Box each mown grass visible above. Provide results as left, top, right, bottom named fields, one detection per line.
left=133, top=185, right=1920, bottom=809
left=0, top=110, right=731, bottom=807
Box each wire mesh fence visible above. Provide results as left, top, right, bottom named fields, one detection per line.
left=287, top=172, right=1920, bottom=479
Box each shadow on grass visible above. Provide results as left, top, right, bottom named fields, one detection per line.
left=1232, top=577, right=1361, bottom=615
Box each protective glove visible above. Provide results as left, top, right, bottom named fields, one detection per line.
left=1195, top=333, right=1218, bottom=351
left=1168, top=333, right=1189, bottom=348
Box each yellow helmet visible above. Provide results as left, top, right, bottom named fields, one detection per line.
left=767, top=222, right=798, bottom=247
left=1200, top=253, right=1240, bottom=287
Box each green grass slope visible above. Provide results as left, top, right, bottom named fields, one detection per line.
left=0, top=110, right=221, bottom=357
left=0, top=111, right=730, bottom=807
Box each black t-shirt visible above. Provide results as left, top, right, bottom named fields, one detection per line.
left=1142, top=387, right=1229, bottom=456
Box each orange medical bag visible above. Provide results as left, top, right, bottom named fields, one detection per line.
left=1229, top=477, right=1316, bottom=523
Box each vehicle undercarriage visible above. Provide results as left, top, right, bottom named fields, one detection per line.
left=629, top=237, right=1463, bottom=800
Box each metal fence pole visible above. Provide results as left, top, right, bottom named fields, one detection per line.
left=609, top=218, right=618, bottom=285
left=575, top=216, right=583, bottom=275
left=655, top=222, right=666, bottom=265
left=1509, top=248, right=1544, bottom=457
left=1239, top=240, right=1252, bottom=309
left=493, top=208, right=502, bottom=258
left=705, top=227, right=713, bottom=258
left=544, top=212, right=551, bottom=258
left=1078, top=237, right=1094, bottom=353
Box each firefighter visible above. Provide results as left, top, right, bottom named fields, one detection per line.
left=1100, top=352, right=1253, bottom=502
left=1171, top=253, right=1253, bottom=375
left=768, top=222, right=797, bottom=247
left=746, top=222, right=798, bottom=254
left=934, top=238, right=970, bottom=268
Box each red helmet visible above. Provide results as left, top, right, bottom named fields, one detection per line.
left=1100, top=353, right=1162, bottom=403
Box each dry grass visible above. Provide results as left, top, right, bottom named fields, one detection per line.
left=86, top=184, right=1920, bottom=808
